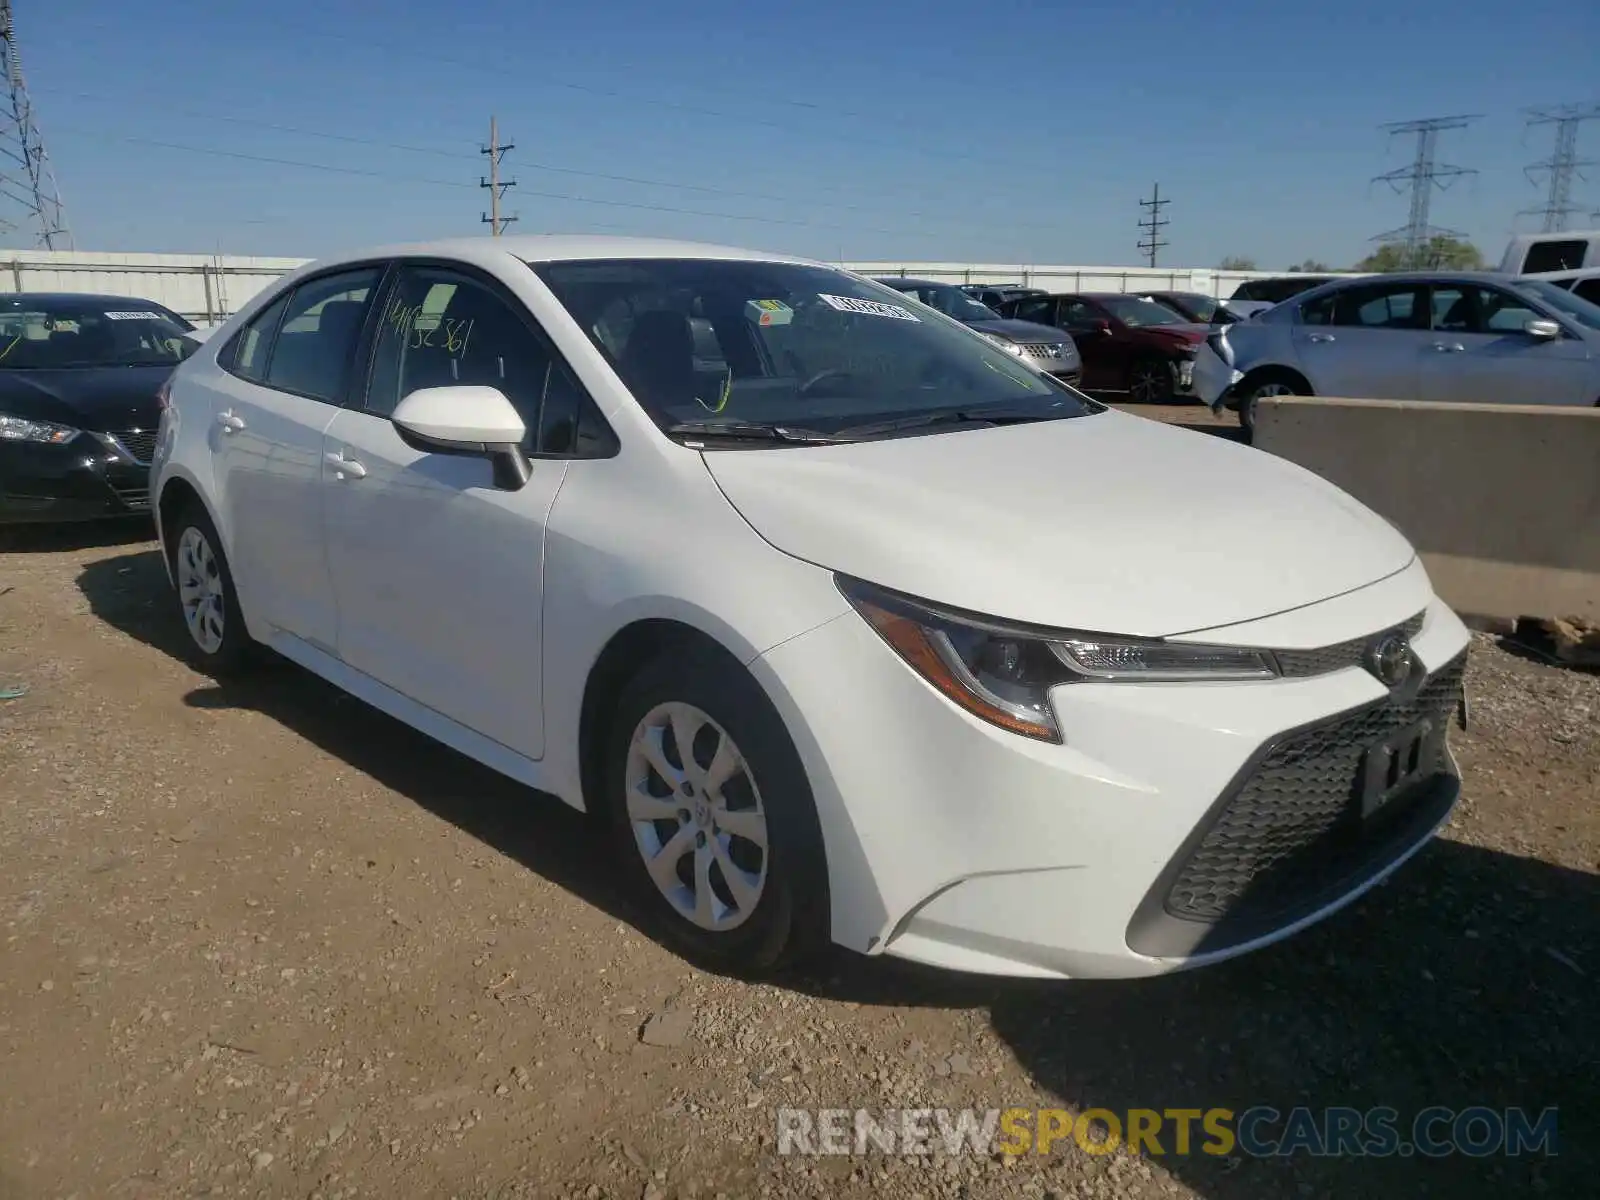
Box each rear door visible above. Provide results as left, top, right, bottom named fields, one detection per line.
left=209, top=266, right=384, bottom=650
left=1420, top=283, right=1596, bottom=405
left=1292, top=281, right=1427, bottom=399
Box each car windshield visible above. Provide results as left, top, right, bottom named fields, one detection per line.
left=886, top=282, right=1002, bottom=323
left=533, top=258, right=1099, bottom=439
left=1508, top=278, right=1600, bottom=332
left=0, top=298, right=197, bottom=369
left=1096, top=295, right=1187, bottom=327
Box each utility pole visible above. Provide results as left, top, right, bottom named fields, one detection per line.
left=1520, top=103, right=1600, bottom=233
left=0, top=0, right=71, bottom=249
left=480, top=115, right=517, bottom=237
left=1370, top=114, right=1479, bottom=267
left=1136, top=183, right=1168, bottom=268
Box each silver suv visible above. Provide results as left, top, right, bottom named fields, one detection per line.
left=1196, top=271, right=1600, bottom=429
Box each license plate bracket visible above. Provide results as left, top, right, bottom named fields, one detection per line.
left=1358, top=719, right=1440, bottom=819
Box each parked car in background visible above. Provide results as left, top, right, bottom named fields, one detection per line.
left=1141, top=291, right=1239, bottom=325
left=960, top=283, right=1046, bottom=309
left=999, top=291, right=1208, bottom=402
left=1499, top=230, right=1600, bottom=275
left=1195, top=271, right=1600, bottom=430
left=1223, top=275, right=1338, bottom=320
left=152, top=234, right=1472, bottom=980
left=0, top=293, right=197, bottom=523
left=874, top=277, right=1082, bottom=385
left=1523, top=266, right=1600, bottom=307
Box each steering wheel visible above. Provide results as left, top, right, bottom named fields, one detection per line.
left=798, top=367, right=853, bottom=396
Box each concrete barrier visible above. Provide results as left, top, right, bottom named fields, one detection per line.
left=1253, top=397, right=1600, bottom=624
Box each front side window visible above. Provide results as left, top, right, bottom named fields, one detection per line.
left=1508, top=278, right=1600, bottom=332
left=0, top=296, right=196, bottom=370
left=264, top=268, right=382, bottom=402
left=1573, top=279, right=1600, bottom=308
left=366, top=265, right=604, bottom=455
left=532, top=259, right=1096, bottom=438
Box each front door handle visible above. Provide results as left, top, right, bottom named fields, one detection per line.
left=324, top=451, right=368, bottom=480
left=216, top=410, right=245, bottom=433
left=1432, top=342, right=1466, bottom=353
left=1307, top=333, right=1336, bottom=343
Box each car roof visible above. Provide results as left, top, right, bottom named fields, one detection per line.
left=299, top=234, right=823, bottom=269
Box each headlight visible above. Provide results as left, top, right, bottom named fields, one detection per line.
left=981, top=333, right=1026, bottom=356
left=837, top=577, right=1280, bottom=743
left=0, top=414, right=79, bottom=445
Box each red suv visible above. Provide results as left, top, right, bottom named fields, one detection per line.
left=1000, top=292, right=1208, bottom=402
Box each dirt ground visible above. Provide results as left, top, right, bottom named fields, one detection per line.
left=1, top=416, right=1594, bottom=1199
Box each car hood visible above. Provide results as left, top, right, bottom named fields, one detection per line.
left=0, top=365, right=173, bottom=431
left=966, top=318, right=1077, bottom=345
left=702, top=410, right=1415, bottom=637
left=1133, top=322, right=1210, bottom=345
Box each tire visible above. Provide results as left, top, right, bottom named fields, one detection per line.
left=166, top=501, right=256, bottom=675
left=1236, top=370, right=1310, bottom=434
left=1127, top=355, right=1177, bottom=404
left=601, top=647, right=829, bottom=975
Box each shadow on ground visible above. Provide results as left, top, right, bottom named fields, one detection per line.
left=79, top=548, right=1592, bottom=1200
left=0, top=517, right=153, bottom=555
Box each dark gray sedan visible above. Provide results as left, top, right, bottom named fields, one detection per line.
left=873, top=277, right=1082, bottom=387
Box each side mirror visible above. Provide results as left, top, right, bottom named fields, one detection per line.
left=391, top=385, right=532, bottom=491
left=1524, top=317, right=1561, bottom=340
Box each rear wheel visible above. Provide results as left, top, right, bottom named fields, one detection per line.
left=167, top=502, right=256, bottom=675
left=601, top=648, right=829, bottom=975
left=1127, top=356, right=1177, bottom=404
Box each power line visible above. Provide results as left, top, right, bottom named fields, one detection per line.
left=1520, top=103, right=1600, bottom=233
left=45, top=123, right=946, bottom=242
left=38, top=86, right=1061, bottom=234
left=1370, top=114, right=1479, bottom=267
left=480, top=115, right=517, bottom=237
left=0, top=0, right=70, bottom=248
left=1136, top=183, right=1168, bottom=268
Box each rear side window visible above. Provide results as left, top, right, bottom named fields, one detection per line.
left=1522, top=240, right=1587, bottom=274
left=230, top=293, right=289, bottom=382
left=1331, top=283, right=1425, bottom=330
left=264, top=268, right=382, bottom=403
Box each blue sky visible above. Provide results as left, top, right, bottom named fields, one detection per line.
left=18, top=0, right=1600, bottom=269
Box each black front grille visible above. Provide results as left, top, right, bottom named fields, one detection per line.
left=1276, top=612, right=1426, bottom=678
left=109, top=429, right=159, bottom=465
left=110, top=484, right=151, bottom=510
left=1160, top=652, right=1466, bottom=928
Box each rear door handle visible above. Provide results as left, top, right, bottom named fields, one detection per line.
left=1432, top=342, right=1465, bottom=353
left=324, top=450, right=367, bottom=480
left=216, top=410, right=245, bottom=433
left=1307, top=333, right=1336, bottom=343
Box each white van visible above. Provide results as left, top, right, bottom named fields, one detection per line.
left=1500, top=231, right=1600, bottom=275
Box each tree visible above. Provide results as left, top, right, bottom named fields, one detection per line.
left=1352, top=236, right=1485, bottom=273
left=1288, top=259, right=1331, bottom=273
left=1217, top=255, right=1257, bottom=271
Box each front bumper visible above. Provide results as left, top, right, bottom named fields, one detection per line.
left=0, top=434, right=153, bottom=525
left=749, top=560, right=1471, bottom=979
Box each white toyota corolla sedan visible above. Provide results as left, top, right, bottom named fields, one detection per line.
left=151, top=236, right=1471, bottom=979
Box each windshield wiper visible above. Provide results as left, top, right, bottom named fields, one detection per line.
left=663, top=419, right=851, bottom=445
left=837, top=405, right=1071, bottom=439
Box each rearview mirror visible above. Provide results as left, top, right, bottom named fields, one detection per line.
left=391, top=385, right=532, bottom=491
left=1523, top=317, right=1561, bottom=340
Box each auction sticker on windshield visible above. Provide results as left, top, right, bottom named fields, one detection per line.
left=104, top=311, right=167, bottom=321
left=817, top=294, right=921, bottom=322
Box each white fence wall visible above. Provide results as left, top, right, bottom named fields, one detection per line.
left=0, top=249, right=1361, bottom=321
left=2, top=250, right=310, bottom=324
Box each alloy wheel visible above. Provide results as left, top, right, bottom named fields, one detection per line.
left=1244, top=381, right=1296, bottom=428
left=1129, top=361, right=1170, bottom=403
left=624, top=701, right=769, bottom=932
left=175, top=526, right=226, bottom=654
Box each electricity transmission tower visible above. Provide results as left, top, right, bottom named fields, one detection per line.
left=1136, top=183, right=1168, bottom=267
left=480, top=115, right=518, bottom=237
left=0, top=0, right=70, bottom=249
left=1370, top=115, right=1479, bottom=267
left=1520, top=103, right=1600, bottom=233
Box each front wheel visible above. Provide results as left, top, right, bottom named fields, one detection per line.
left=1237, top=373, right=1308, bottom=433
left=1127, top=356, right=1177, bottom=403
left=601, top=648, right=829, bottom=975
left=168, top=503, right=256, bottom=675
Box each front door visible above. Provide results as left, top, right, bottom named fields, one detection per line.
left=1421, top=283, right=1597, bottom=405
left=321, top=263, right=572, bottom=760
left=210, top=267, right=383, bottom=650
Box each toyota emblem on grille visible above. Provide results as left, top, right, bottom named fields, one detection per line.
left=1366, top=632, right=1413, bottom=687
